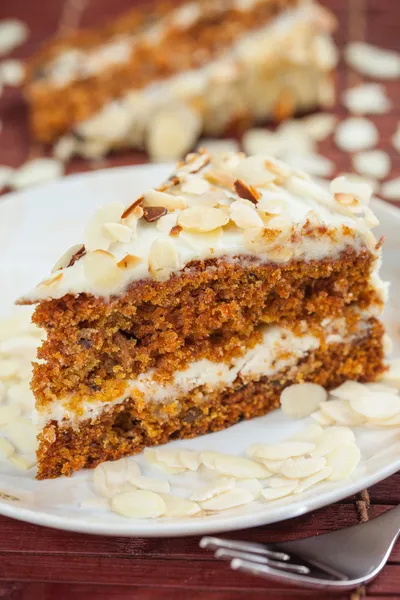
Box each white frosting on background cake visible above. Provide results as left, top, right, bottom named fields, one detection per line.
left=22, top=151, right=383, bottom=303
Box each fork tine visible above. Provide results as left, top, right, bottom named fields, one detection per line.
left=215, top=548, right=310, bottom=574
left=200, top=536, right=290, bottom=561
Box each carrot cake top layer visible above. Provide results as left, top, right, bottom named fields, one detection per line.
left=21, top=150, right=383, bottom=303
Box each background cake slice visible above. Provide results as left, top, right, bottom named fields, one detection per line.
left=24, top=0, right=337, bottom=161
left=19, top=151, right=387, bottom=479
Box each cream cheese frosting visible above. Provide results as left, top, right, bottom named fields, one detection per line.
left=22, top=150, right=383, bottom=304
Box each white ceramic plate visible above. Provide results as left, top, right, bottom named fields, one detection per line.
left=0, top=164, right=400, bottom=538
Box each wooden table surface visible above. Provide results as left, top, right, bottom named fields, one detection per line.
left=0, top=0, right=399, bottom=598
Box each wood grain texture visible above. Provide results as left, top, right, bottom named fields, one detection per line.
left=0, top=0, right=399, bottom=598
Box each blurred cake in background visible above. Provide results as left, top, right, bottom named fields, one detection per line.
left=24, top=0, right=337, bottom=162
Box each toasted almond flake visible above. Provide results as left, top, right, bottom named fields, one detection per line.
left=130, top=476, right=170, bottom=494
left=204, top=168, right=236, bottom=190
left=280, top=456, right=327, bottom=479
left=0, top=59, right=24, bottom=86
left=301, top=113, right=337, bottom=141
left=338, top=172, right=379, bottom=194
left=181, top=177, right=211, bottom=195
left=144, top=189, right=186, bottom=210
left=248, top=441, right=315, bottom=462
left=350, top=391, right=400, bottom=420
left=0, top=438, right=14, bottom=459
left=381, top=177, right=400, bottom=200
left=148, top=236, right=180, bottom=280
left=234, top=156, right=278, bottom=187
left=334, top=118, right=378, bottom=153
left=281, top=151, right=334, bottom=177
left=0, top=20, right=28, bottom=56
left=178, top=206, right=228, bottom=232
left=230, top=200, right=264, bottom=229
left=197, top=139, right=240, bottom=154
left=4, top=417, right=36, bottom=453
left=311, top=426, right=356, bottom=458
left=37, top=272, right=63, bottom=289
left=0, top=405, right=21, bottom=425
left=199, top=488, right=253, bottom=511
left=51, top=244, right=86, bottom=273
left=111, top=490, right=166, bottom=519
left=352, top=150, right=391, bottom=180
left=292, top=424, right=324, bottom=443
left=142, top=206, right=168, bottom=223
left=345, top=42, right=400, bottom=80
left=190, top=478, right=235, bottom=502
left=144, top=448, right=186, bottom=474
left=0, top=359, right=19, bottom=379
left=342, top=83, right=391, bottom=115
left=117, top=254, right=142, bottom=270
left=234, top=179, right=261, bottom=204
left=93, top=458, right=141, bottom=498
left=11, top=158, right=63, bottom=190
left=280, top=383, right=327, bottom=419
left=160, top=494, right=201, bottom=517
left=147, top=103, right=201, bottom=162
left=326, top=444, right=361, bottom=481
left=121, top=197, right=143, bottom=219
left=294, top=466, right=333, bottom=493
left=319, top=400, right=367, bottom=426
left=177, top=150, right=210, bottom=175
left=257, top=197, right=288, bottom=215
left=83, top=250, right=124, bottom=291
left=363, top=206, right=380, bottom=229
left=330, top=176, right=372, bottom=210
left=261, top=482, right=297, bottom=501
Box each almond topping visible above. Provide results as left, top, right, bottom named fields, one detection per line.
left=121, top=197, right=144, bottom=219
left=144, top=189, right=186, bottom=210
left=38, top=272, right=63, bottom=288
left=117, top=255, right=142, bottom=270
left=51, top=244, right=85, bottom=273
left=234, top=179, right=261, bottom=204
left=83, top=250, right=124, bottom=291
left=143, top=206, right=168, bottom=223
left=178, top=206, right=229, bottom=232
left=170, top=225, right=182, bottom=237
left=375, top=236, right=385, bottom=250
left=148, top=237, right=180, bottom=281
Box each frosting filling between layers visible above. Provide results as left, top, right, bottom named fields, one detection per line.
left=35, top=316, right=373, bottom=429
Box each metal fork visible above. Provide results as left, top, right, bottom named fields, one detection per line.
left=200, top=505, right=400, bottom=590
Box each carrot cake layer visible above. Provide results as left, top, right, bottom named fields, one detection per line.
left=24, top=0, right=337, bottom=160
left=19, top=151, right=387, bottom=478
left=36, top=316, right=385, bottom=479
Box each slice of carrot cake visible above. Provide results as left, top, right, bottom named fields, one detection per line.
left=19, top=150, right=387, bottom=479
left=24, top=0, right=337, bottom=161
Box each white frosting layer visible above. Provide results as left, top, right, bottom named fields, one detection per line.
left=36, top=316, right=371, bottom=429
left=23, top=150, right=382, bottom=304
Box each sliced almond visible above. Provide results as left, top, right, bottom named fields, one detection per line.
left=144, top=448, right=186, bottom=474
left=178, top=206, right=228, bottom=232
left=350, top=391, right=400, bottom=420
left=103, top=222, right=132, bottom=243
left=156, top=213, right=178, bottom=233
left=281, top=151, right=334, bottom=177
left=111, top=490, right=166, bottom=519
left=51, top=244, right=86, bottom=273
left=343, top=83, right=391, bottom=115
left=0, top=359, right=19, bottom=379
left=93, top=458, right=141, bottom=498
left=181, top=177, right=211, bottom=195
left=144, top=189, right=186, bottom=211
left=280, top=457, right=327, bottom=479
left=130, top=476, right=170, bottom=494
left=247, top=441, right=315, bottom=462
left=381, top=177, right=400, bottom=200
left=334, top=118, right=378, bottom=153
left=330, top=176, right=372, bottom=210
left=84, top=203, right=125, bottom=251
left=230, top=200, right=264, bottom=229
left=326, top=444, right=361, bottom=481
left=143, top=206, right=168, bottom=223
left=345, top=42, right=400, bottom=80
left=280, top=383, right=327, bottom=419
left=0, top=438, right=14, bottom=459
left=261, top=482, right=297, bottom=501
left=11, top=158, right=63, bottom=190
left=147, top=103, right=201, bottom=162
left=234, top=156, right=278, bottom=187
left=234, top=179, right=261, bottom=204
left=190, top=478, right=235, bottom=502
left=319, top=400, right=366, bottom=426
left=352, top=150, right=391, bottom=180
left=311, top=426, right=356, bottom=458
left=83, top=250, right=124, bottom=291
left=4, top=417, right=36, bottom=454
left=301, top=113, right=337, bottom=141
left=160, top=494, right=201, bottom=517
left=117, top=254, right=142, bottom=270
left=199, top=488, right=253, bottom=511
left=148, top=237, right=180, bottom=281
left=294, top=467, right=333, bottom=493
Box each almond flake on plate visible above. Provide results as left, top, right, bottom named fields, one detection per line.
left=294, top=467, right=333, bottom=493
left=0, top=437, right=14, bottom=459
left=350, top=391, right=400, bottom=420
left=342, top=83, right=391, bottom=115
left=318, top=399, right=367, bottom=426
left=203, top=452, right=271, bottom=479
left=236, top=478, right=263, bottom=498
left=334, top=118, right=379, bottom=153
left=352, top=150, right=391, bottom=180
left=144, top=448, right=186, bottom=474
left=345, top=42, right=400, bottom=80
left=9, top=455, right=35, bottom=470
left=381, top=178, right=400, bottom=200
left=130, top=476, right=170, bottom=494
left=330, top=380, right=368, bottom=401
left=392, top=123, right=400, bottom=153
left=93, top=458, right=141, bottom=498
left=311, top=426, right=356, bottom=458
left=4, top=417, right=36, bottom=453
left=199, top=488, right=253, bottom=511
left=326, top=445, right=361, bottom=481
left=267, top=475, right=298, bottom=488
left=0, top=405, right=21, bottom=425
left=0, top=359, right=19, bottom=379
left=189, top=478, right=235, bottom=501
left=261, top=483, right=297, bottom=501
left=111, top=490, right=166, bottom=519
left=10, top=158, right=64, bottom=190
left=280, top=383, right=327, bottom=419
left=160, top=494, right=201, bottom=517
left=279, top=456, right=326, bottom=479
left=248, top=441, right=315, bottom=461
left=301, top=113, right=337, bottom=141
left=281, top=151, right=334, bottom=177
left=0, top=59, right=24, bottom=86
